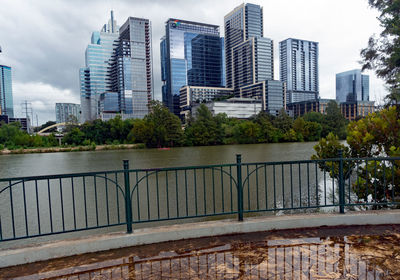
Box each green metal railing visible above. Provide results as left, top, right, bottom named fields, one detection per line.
left=0, top=152, right=399, bottom=242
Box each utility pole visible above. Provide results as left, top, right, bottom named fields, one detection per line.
left=21, top=100, right=33, bottom=133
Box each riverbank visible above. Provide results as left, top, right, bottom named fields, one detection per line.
left=0, top=143, right=145, bottom=155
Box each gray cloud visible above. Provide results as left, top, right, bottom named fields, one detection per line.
left=0, top=0, right=386, bottom=124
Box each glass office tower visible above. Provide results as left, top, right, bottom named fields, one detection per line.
left=0, top=65, right=13, bottom=117
left=161, top=19, right=224, bottom=116
left=80, top=11, right=119, bottom=122
left=279, top=38, right=319, bottom=103
left=109, top=17, right=154, bottom=119
left=336, top=69, right=369, bottom=103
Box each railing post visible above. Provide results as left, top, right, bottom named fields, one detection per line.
left=123, top=160, right=133, bottom=233
left=236, top=154, right=244, bottom=221
left=338, top=150, right=345, bottom=214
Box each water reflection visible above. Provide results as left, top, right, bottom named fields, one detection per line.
left=1, top=225, right=399, bottom=279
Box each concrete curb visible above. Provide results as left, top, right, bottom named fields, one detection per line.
left=1, top=210, right=399, bottom=268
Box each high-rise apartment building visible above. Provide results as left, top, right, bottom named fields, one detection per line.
left=224, top=3, right=263, bottom=89
left=80, top=11, right=119, bottom=122
left=232, top=37, right=273, bottom=89
left=336, top=69, right=369, bottom=103
left=55, top=103, right=81, bottom=123
left=280, top=38, right=319, bottom=103
left=161, top=19, right=225, bottom=116
left=0, top=64, right=14, bottom=117
left=108, top=17, right=154, bottom=119
left=224, top=3, right=285, bottom=115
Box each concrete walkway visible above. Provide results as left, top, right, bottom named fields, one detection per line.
left=1, top=210, right=399, bottom=268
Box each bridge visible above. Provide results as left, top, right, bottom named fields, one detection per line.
left=36, top=122, right=80, bottom=144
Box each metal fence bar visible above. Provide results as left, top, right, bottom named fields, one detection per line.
left=123, top=160, right=132, bottom=234
left=236, top=154, right=243, bottom=221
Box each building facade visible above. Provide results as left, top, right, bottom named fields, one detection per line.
left=0, top=65, right=14, bottom=117
left=232, top=37, right=274, bottom=90
left=161, top=19, right=225, bottom=116
left=336, top=69, right=369, bottom=103
left=55, top=103, right=81, bottom=123
left=0, top=115, right=30, bottom=132
left=224, top=3, right=263, bottom=89
left=286, top=99, right=333, bottom=117
left=280, top=38, right=319, bottom=103
left=239, top=80, right=285, bottom=115
left=80, top=12, right=153, bottom=122
left=340, top=101, right=375, bottom=121
left=192, top=98, right=262, bottom=119
left=179, top=86, right=233, bottom=118
left=224, top=3, right=284, bottom=115
left=80, top=11, right=119, bottom=122
left=108, top=17, right=154, bottom=119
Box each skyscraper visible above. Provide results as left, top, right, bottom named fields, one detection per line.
left=224, top=3, right=263, bottom=89
left=161, top=19, right=225, bottom=116
left=336, top=69, right=369, bottom=103
left=80, top=11, right=119, bottom=122
left=108, top=17, right=154, bottom=119
left=0, top=64, right=13, bottom=117
left=224, top=3, right=285, bottom=115
left=280, top=38, right=319, bottom=103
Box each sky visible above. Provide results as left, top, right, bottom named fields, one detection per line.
left=0, top=0, right=386, bottom=125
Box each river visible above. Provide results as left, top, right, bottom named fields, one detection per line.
left=0, top=142, right=318, bottom=178
left=1, top=142, right=326, bottom=249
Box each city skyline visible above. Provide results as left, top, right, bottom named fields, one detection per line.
left=0, top=0, right=386, bottom=124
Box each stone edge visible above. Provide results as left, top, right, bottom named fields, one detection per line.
left=1, top=210, right=399, bottom=268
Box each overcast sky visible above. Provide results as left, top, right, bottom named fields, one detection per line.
left=0, top=0, right=386, bottom=125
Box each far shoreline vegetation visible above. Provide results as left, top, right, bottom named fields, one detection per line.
left=1, top=100, right=350, bottom=155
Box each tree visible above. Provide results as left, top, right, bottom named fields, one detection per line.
left=361, top=0, right=400, bottom=87
left=360, top=0, right=400, bottom=105
left=184, top=104, right=219, bottom=146
left=273, top=109, right=293, bottom=134
left=323, top=101, right=348, bottom=139
left=312, top=132, right=353, bottom=181
left=232, top=120, right=261, bottom=144
left=143, top=101, right=183, bottom=147
left=312, top=106, right=400, bottom=203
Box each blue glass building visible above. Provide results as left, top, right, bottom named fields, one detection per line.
left=0, top=65, right=13, bottom=117
left=80, top=11, right=119, bottom=122
left=161, top=19, right=224, bottom=116
left=336, top=69, right=369, bottom=103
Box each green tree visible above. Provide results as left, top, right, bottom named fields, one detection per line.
left=143, top=101, right=183, bottom=147
left=313, top=106, right=400, bottom=203
left=361, top=0, right=400, bottom=92
left=323, top=101, right=348, bottom=139
left=63, top=127, right=85, bottom=145
left=184, top=104, right=219, bottom=146
left=273, top=109, right=293, bottom=134
left=232, top=120, right=261, bottom=144
left=312, top=132, right=353, bottom=181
